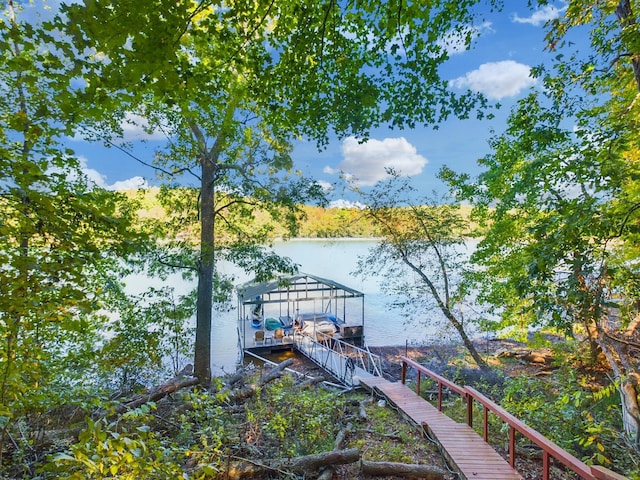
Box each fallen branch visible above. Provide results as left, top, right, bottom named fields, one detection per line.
left=225, top=359, right=294, bottom=403
left=357, top=428, right=403, bottom=441
left=361, top=459, right=444, bottom=479
left=116, top=365, right=199, bottom=413
left=296, top=376, right=325, bottom=389
left=222, top=456, right=294, bottom=479
left=289, top=448, right=361, bottom=472
left=219, top=448, right=360, bottom=479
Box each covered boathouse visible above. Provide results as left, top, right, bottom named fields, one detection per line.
left=236, top=272, right=365, bottom=353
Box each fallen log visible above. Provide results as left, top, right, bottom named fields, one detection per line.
left=222, top=459, right=287, bottom=479
left=116, top=365, right=199, bottom=413
left=495, top=348, right=553, bottom=365
left=219, top=448, right=360, bottom=479
left=296, top=376, right=325, bottom=389
left=289, top=448, right=360, bottom=472
left=225, top=359, right=294, bottom=403
left=361, top=459, right=445, bottom=479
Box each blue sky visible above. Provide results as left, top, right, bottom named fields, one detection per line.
left=63, top=2, right=572, bottom=205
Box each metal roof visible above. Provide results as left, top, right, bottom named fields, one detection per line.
left=237, top=272, right=364, bottom=304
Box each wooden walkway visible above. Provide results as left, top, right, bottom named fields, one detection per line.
left=358, top=375, right=523, bottom=480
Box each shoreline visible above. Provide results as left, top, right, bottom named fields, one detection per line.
left=263, top=337, right=534, bottom=383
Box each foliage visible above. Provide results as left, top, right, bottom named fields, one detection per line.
left=441, top=90, right=621, bottom=342
left=96, top=286, right=195, bottom=392
left=441, top=0, right=640, bottom=444
left=500, top=365, right=638, bottom=473
left=256, top=375, right=346, bottom=457
left=48, top=409, right=185, bottom=479
left=127, top=188, right=476, bottom=240
left=0, top=2, right=163, bottom=472
left=59, top=0, right=501, bottom=383
left=353, top=172, right=488, bottom=368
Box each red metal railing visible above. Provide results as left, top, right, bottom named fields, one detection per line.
left=400, top=356, right=623, bottom=480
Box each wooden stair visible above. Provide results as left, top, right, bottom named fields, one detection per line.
left=358, top=375, right=523, bottom=480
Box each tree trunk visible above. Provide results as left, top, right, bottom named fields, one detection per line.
left=596, top=317, right=640, bottom=446
left=402, top=256, right=489, bottom=370
left=615, top=0, right=640, bottom=94
left=443, top=307, right=488, bottom=370
left=194, top=151, right=215, bottom=385
left=360, top=459, right=444, bottom=479
left=225, top=359, right=294, bottom=403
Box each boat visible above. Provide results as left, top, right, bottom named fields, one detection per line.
left=299, top=318, right=337, bottom=337
left=296, top=313, right=340, bottom=337
left=295, top=312, right=342, bottom=327
left=264, top=317, right=282, bottom=331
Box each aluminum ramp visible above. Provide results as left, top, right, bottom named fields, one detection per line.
left=293, top=332, right=381, bottom=387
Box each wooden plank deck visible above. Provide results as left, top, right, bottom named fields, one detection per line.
left=358, top=375, right=523, bottom=480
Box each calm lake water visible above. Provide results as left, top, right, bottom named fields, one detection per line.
left=125, top=238, right=475, bottom=375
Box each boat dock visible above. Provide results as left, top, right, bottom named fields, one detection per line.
left=236, top=272, right=372, bottom=386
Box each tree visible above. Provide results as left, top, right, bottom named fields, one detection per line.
left=61, top=0, right=500, bottom=384
left=0, top=1, right=153, bottom=469
left=354, top=172, right=488, bottom=369
left=442, top=0, right=640, bottom=446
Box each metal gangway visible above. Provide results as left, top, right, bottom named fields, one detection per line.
left=292, top=331, right=382, bottom=387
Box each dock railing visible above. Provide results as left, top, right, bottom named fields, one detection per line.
left=294, top=331, right=382, bottom=386
left=400, top=356, right=624, bottom=480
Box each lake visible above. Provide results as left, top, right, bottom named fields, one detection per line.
left=126, top=238, right=474, bottom=375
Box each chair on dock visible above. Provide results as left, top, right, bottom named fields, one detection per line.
left=254, top=330, right=265, bottom=346
left=274, top=328, right=284, bottom=344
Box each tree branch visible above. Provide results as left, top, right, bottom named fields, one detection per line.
left=103, top=138, right=200, bottom=180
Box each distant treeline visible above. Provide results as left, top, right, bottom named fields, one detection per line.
left=130, top=188, right=473, bottom=240
left=296, top=205, right=379, bottom=238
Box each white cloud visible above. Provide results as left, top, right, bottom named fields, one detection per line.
left=327, top=137, right=428, bottom=187
left=315, top=180, right=334, bottom=193
left=120, top=113, right=166, bottom=141
left=512, top=5, right=565, bottom=27
left=328, top=199, right=366, bottom=209
left=72, top=156, right=149, bottom=191
left=438, top=22, right=494, bottom=55
left=109, top=176, right=149, bottom=191
left=77, top=157, right=108, bottom=187
left=449, top=60, right=536, bottom=100
left=69, top=112, right=166, bottom=142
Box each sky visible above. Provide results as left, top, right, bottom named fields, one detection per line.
left=61, top=1, right=573, bottom=206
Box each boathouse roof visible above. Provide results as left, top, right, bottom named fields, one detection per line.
left=237, top=272, right=363, bottom=305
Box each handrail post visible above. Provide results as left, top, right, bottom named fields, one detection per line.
left=437, top=383, right=443, bottom=411
left=466, top=394, right=473, bottom=428
left=416, top=371, right=421, bottom=396
left=483, top=406, right=488, bottom=442
left=542, top=451, right=549, bottom=480
left=401, top=360, right=407, bottom=384
left=509, top=425, right=516, bottom=468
